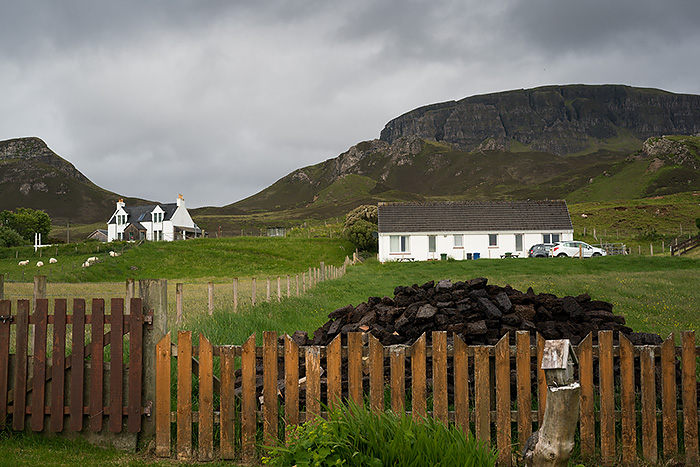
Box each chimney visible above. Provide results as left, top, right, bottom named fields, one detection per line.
left=177, top=193, right=184, bottom=208
left=117, top=198, right=125, bottom=210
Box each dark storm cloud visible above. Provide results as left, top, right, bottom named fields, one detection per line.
left=0, top=1, right=699, bottom=207
left=502, top=0, right=700, bottom=54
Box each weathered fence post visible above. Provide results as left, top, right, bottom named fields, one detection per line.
left=266, top=278, right=271, bottom=302
left=176, top=283, right=184, bottom=324
left=233, top=278, right=238, bottom=312
left=30, top=275, right=47, bottom=354
left=140, top=278, right=168, bottom=440
left=0, top=273, right=4, bottom=300
left=207, top=282, right=214, bottom=315
left=286, top=275, right=290, bottom=299
left=276, top=276, right=281, bottom=303
left=296, top=274, right=300, bottom=296
left=320, top=262, right=325, bottom=281
left=252, top=278, right=256, bottom=306
left=525, top=339, right=580, bottom=467
left=126, top=278, right=135, bottom=305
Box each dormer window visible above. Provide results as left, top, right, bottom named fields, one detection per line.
left=117, top=214, right=127, bottom=225
left=153, top=212, right=163, bottom=223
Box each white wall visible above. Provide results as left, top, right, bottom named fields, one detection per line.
left=378, top=230, right=574, bottom=262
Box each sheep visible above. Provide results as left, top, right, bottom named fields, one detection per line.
left=87, top=256, right=98, bottom=263
left=49, top=257, right=58, bottom=264
left=82, top=261, right=91, bottom=268
left=36, top=261, right=44, bottom=267
left=581, top=213, right=588, bottom=218
left=109, top=251, right=120, bottom=257
left=18, top=260, right=29, bottom=266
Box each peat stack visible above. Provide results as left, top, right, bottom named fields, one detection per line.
left=298, top=278, right=661, bottom=347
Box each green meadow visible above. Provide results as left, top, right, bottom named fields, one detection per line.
left=2, top=237, right=700, bottom=466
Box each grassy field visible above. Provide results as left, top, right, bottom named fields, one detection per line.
left=2, top=238, right=700, bottom=466
left=0, top=237, right=354, bottom=283
left=183, top=255, right=700, bottom=345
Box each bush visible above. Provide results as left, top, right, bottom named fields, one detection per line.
left=343, top=205, right=378, bottom=252
left=0, top=226, right=26, bottom=247
left=264, top=401, right=497, bottom=466
left=0, top=207, right=51, bottom=242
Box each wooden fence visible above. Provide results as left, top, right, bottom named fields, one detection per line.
left=174, top=259, right=351, bottom=321
left=0, top=298, right=151, bottom=435
left=155, top=329, right=699, bottom=466
left=671, top=234, right=700, bottom=256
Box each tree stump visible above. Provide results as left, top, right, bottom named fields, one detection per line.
left=524, top=382, right=581, bottom=466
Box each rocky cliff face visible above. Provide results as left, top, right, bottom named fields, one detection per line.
left=0, top=137, right=151, bottom=225
left=0, top=137, right=88, bottom=182
left=638, top=135, right=700, bottom=171
left=380, top=85, right=700, bottom=155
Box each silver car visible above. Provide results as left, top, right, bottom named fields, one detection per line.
left=550, top=241, right=607, bottom=258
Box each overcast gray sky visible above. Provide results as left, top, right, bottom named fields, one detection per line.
left=2, top=1, right=699, bottom=208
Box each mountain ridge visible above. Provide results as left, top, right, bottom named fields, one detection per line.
left=0, top=137, right=153, bottom=225
left=379, top=84, right=700, bottom=154
left=230, top=85, right=700, bottom=215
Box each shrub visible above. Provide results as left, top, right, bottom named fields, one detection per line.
left=0, top=226, right=26, bottom=247
left=343, top=205, right=378, bottom=252
left=263, top=401, right=497, bottom=466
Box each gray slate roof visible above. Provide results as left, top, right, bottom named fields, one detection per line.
left=108, top=203, right=177, bottom=225
left=378, top=200, right=573, bottom=233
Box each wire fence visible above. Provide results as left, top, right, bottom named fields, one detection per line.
left=0, top=257, right=355, bottom=325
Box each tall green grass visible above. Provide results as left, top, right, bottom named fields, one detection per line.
left=264, top=401, right=497, bottom=467
left=184, top=255, right=700, bottom=344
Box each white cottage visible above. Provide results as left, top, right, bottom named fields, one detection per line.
left=377, top=200, right=574, bottom=262
left=107, top=194, right=202, bottom=242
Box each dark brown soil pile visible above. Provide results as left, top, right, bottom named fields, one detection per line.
left=292, top=277, right=662, bottom=347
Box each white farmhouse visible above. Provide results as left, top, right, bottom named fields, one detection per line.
left=377, top=200, right=574, bottom=262
left=107, top=194, right=203, bottom=242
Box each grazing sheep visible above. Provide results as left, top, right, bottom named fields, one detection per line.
left=49, top=257, right=58, bottom=263
left=87, top=256, right=98, bottom=263
left=581, top=213, right=588, bottom=218
left=109, top=251, right=120, bottom=257
left=18, top=260, right=29, bottom=266
left=82, top=261, right=91, bottom=268
left=36, top=261, right=44, bottom=267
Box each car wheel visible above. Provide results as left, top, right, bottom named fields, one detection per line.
left=557, top=253, right=568, bottom=257
left=592, top=252, right=601, bottom=257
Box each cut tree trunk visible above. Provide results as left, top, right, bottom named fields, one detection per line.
left=525, top=382, right=581, bottom=467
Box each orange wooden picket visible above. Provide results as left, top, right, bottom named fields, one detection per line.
left=155, top=330, right=700, bottom=465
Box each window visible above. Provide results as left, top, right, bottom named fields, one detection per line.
left=153, top=212, right=163, bottom=223
left=515, top=234, right=523, bottom=251
left=488, top=234, right=498, bottom=247
left=543, top=233, right=561, bottom=243
left=428, top=235, right=436, bottom=253
left=453, top=235, right=463, bottom=248
left=390, top=235, right=409, bottom=253
left=116, top=214, right=126, bottom=225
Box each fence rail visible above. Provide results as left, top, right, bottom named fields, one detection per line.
left=156, top=329, right=700, bottom=466
left=671, top=234, right=700, bottom=256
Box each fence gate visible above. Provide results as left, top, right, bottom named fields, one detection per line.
left=0, top=298, right=151, bottom=434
